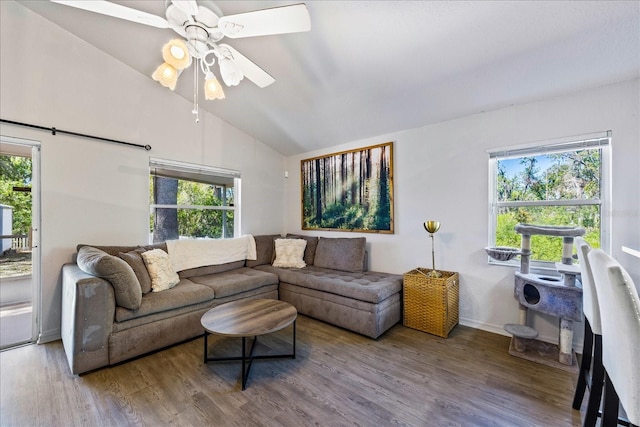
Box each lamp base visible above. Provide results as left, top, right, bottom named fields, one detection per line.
left=426, top=270, right=442, bottom=278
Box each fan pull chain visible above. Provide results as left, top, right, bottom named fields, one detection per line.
left=192, top=59, right=200, bottom=123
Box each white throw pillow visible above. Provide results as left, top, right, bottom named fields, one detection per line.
left=272, top=238, right=307, bottom=269
left=141, top=249, right=180, bottom=292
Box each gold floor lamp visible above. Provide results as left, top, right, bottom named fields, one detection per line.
left=424, top=220, right=442, bottom=278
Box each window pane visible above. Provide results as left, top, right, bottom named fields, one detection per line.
left=497, top=149, right=601, bottom=202
left=496, top=205, right=601, bottom=261
left=177, top=208, right=233, bottom=239
left=175, top=180, right=233, bottom=207
left=149, top=164, right=237, bottom=242
left=150, top=208, right=234, bottom=240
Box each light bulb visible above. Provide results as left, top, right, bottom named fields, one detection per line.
left=170, top=46, right=185, bottom=59
left=152, top=63, right=178, bottom=90
left=204, top=72, right=225, bottom=100
left=162, top=39, right=191, bottom=70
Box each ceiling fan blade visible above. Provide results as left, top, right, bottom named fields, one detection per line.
left=220, top=44, right=275, bottom=88
left=218, top=4, right=310, bottom=39
left=50, top=0, right=170, bottom=29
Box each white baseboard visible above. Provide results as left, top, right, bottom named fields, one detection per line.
left=459, top=317, right=583, bottom=354
left=36, top=321, right=582, bottom=354
left=38, top=328, right=61, bottom=344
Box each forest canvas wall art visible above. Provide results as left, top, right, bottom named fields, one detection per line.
left=301, top=142, right=394, bottom=233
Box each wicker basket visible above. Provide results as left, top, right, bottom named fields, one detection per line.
left=403, top=268, right=459, bottom=338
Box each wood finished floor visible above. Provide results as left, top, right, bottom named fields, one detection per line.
left=1, top=316, right=590, bottom=426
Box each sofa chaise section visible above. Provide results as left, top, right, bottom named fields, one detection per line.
left=254, top=236, right=403, bottom=339
left=258, top=265, right=402, bottom=339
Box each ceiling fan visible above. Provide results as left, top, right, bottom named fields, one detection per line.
left=49, top=0, right=311, bottom=119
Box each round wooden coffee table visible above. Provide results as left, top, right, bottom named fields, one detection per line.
left=201, top=298, right=297, bottom=390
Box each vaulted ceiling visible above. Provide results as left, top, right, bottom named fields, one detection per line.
left=19, top=1, right=640, bottom=156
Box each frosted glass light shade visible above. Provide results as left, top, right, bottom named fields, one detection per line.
left=219, top=57, right=244, bottom=86
left=152, top=62, right=178, bottom=90
left=204, top=72, right=225, bottom=100
left=162, top=39, right=191, bottom=70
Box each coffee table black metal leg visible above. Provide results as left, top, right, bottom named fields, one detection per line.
left=242, top=336, right=259, bottom=390
left=241, top=337, right=246, bottom=390
left=293, top=319, right=296, bottom=359
left=204, top=321, right=296, bottom=391
left=203, top=332, right=208, bottom=363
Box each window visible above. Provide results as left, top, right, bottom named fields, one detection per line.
left=149, top=158, right=240, bottom=243
left=488, top=132, right=610, bottom=268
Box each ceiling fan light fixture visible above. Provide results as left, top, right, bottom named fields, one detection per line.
left=204, top=72, right=225, bottom=100
left=50, top=1, right=312, bottom=107
left=152, top=62, right=178, bottom=90
left=162, top=39, right=191, bottom=70
left=219, top=57, right=244, bottom=87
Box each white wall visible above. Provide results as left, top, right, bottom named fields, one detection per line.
left=3, top=1, right=638, bottom=350
left=0, top=1, right=286, bottom=342
left=285, top=79, right=640, bottom=349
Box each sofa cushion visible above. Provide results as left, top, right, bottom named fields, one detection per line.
left=286, top=234, right=319, bottom=266
left=119, top=250, right=152, bottom=294
left=178, top=260, right=246, bottom=279
left=272, top=238, right=307, bottom=268
left=139, top=242, right=168, bottom=253
left=142, top=249, right=180, bottom=292
left=246, top=234, right=281, bottom=268
left=114, top=278, right=215, bottom=322
left=190, top=267, right=279, bottom=299
left=313, top=237, right=366, bottom=272
left=255, top=265, right=402, bottom=304
left=77, top=246, right=143, bottom=310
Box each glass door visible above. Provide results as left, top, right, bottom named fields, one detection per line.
left=0, top=136, right=40, bottom=349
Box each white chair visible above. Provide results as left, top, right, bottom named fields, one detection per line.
left=572, top=237, right=604, bottom=427
left=588, top=249, right=640, bottom=427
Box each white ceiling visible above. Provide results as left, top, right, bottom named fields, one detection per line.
left=19, top=0, right=640, bottom=156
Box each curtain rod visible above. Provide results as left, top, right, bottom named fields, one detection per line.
left=0, top=118, right=151, bottom=151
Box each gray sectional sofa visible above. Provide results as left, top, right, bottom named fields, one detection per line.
left=61, top=235, right=402, bottom=375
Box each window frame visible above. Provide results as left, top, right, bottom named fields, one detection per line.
left=149, top=157, right=241, bottom=241
left=487, top=131, right=611, bottom=270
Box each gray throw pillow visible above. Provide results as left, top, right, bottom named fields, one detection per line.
left=119, top=250, right=152, bottom=294
left=77, top=246, right=142, bottom=310
left=313, top=237, right=366, bottom=272
left=76, top=244, right=137, bottom=256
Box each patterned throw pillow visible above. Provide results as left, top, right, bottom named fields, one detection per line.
left=141, top=249, right=180, bottom=292
left=285, top=234, right=319, bottom=266
left=272, top=238, right=307, bottom=269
